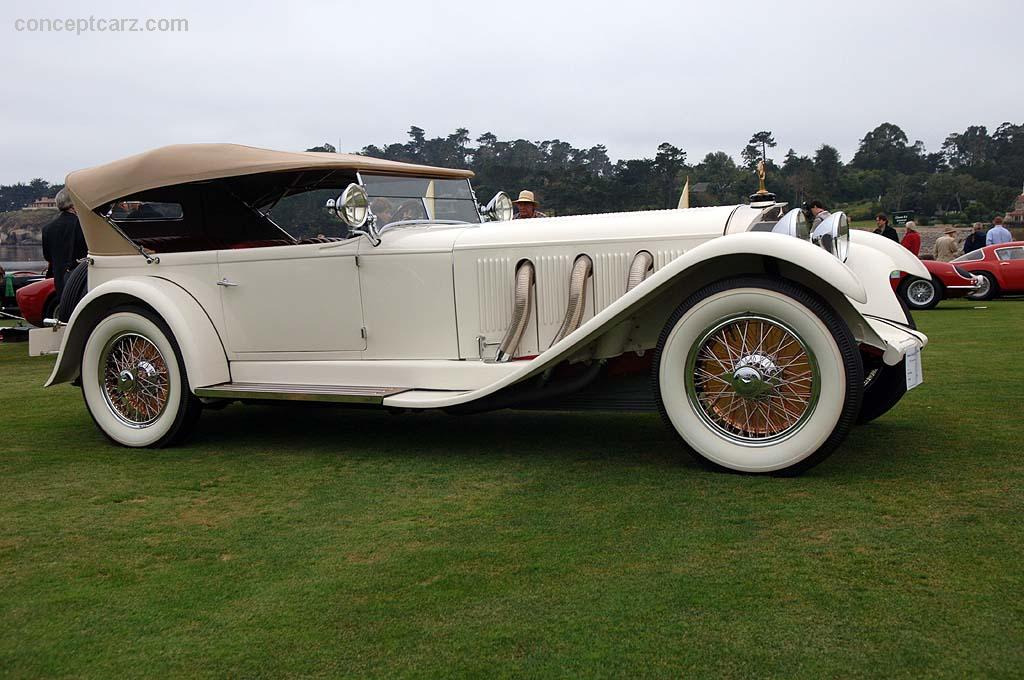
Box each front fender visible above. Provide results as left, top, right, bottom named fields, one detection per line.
left=45, top=275, right=230, bottom=390
left=849, top=229, right=929, bottom=280
left=390, top=232, right=869, bottom=408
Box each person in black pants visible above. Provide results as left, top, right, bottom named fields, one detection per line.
left=41, top=188, right=87, bottom=296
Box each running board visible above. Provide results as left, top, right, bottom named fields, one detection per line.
left=194, top=382, right=408, bottom=404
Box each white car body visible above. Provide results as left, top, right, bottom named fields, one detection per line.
left=38, top=144, right=929, bottom=474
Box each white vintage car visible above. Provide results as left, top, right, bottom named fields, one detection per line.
left=36, top=144, right=929, bottom=474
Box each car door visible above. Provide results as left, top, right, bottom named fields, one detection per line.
left=216, top=240, right=365, bottom=353
left=995, top=246, right=1024, bottom=291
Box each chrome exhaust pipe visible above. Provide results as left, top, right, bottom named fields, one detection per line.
left=626, top=251, right=653, bottom=292
left=550, top=254, right=593, bottom=347
left=495, top=260, right=535, bottom=362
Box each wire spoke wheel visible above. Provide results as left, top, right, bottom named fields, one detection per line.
left=906, top=279, right=935, bottom=306
left=686, top=314, right=820, bottom=445
left=99, top=332, right=170, bottom=428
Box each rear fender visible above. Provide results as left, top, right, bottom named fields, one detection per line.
left=45, top=276, right=230, bottom=389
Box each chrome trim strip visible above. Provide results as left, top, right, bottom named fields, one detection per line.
left=195, top=382, right=408, bottom=404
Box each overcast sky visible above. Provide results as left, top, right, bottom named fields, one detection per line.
left=1, top=0, right=1019, bottom=184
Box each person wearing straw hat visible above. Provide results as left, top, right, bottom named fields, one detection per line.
left=512, top=190, right=547, bottom=219
left=933, top=226, right=961, bottom=262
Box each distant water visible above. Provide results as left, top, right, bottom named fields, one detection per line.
left=0, top=245, right=46, bottom=272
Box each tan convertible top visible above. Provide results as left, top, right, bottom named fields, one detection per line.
left=65, top=143, right=475, bottom=255
left=66, top=143, right=474, bottom=210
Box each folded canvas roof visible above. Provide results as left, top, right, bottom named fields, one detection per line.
left=64, top=143, right=475, bottom=255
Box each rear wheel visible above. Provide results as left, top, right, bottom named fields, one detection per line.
left=652, top=276, right=863, bottom=475
left=898, top=276, right=942, bottom=310
left=966, top=271, right=997, bottom=301
left=80, top=306, right=202, bottom=447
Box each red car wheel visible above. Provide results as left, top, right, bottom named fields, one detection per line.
left=898, top=276, right=942, bottom=310
left=966, top=271, right=997, bottom=301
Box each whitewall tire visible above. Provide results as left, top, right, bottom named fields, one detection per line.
left=653, top=277, right=863, bottom=475
left=80, top=306, right=202, bottom=448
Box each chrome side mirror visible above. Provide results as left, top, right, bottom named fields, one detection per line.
left=479, top=191, right=514, bottom=222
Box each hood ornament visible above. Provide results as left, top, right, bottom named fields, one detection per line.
left=749, top=159, right=776, bottom=207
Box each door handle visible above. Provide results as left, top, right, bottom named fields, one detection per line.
left=217, top=278, right=239, bottom=287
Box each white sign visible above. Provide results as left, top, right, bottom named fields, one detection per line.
left=905, top=346, right=923, bottom=391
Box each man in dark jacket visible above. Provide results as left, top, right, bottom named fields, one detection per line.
left=41, top=188, right=87, bottom=295
left=874, top=213, right=899, bottom=242
left=963, top=223, right=987, bottom=253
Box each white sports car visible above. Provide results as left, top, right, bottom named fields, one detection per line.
left=35, top=144, right=929, bottom=474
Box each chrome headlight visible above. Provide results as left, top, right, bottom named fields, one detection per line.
left=811, top=211, right=850, bottom=262
left=480, top=191, right=514, bottom=222
left=773, top=208, right=810, bottom=240
left=331, top=183, right=369, bottom=228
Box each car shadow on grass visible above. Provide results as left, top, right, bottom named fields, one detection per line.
left=193, top=403, right=691, bottom=468
left=188, top=402, right=927, bottom=478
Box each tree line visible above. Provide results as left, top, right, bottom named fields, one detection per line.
left=328, top=121, right=1024, bottom=223
left=2, top=121, right=1021, bottom=225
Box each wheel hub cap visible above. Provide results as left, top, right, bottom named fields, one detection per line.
left=686, top=315, right=820, bottom=445
left=908, top=280, right=933, bottom=304
left=729, top=353, right=781, bottom=399
left=116, top=369, right=136, bottom=393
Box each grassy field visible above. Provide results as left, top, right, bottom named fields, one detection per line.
left=1, top=301, right=1022, bottom=678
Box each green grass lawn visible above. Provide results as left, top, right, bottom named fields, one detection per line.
left=1, top=301, right=1023, bottom=678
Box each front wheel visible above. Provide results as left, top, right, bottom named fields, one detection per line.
left=80, top=306, right=202, bottom=447
left=898, top=276, right=942, bottom=310
left=652, top=277, right=863, bottom=475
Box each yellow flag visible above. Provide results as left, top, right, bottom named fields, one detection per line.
left=677, top=176, right=690, bottom=209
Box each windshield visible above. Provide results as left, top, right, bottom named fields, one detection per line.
left=362, top=175, right=480, bottom=227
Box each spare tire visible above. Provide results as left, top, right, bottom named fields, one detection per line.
left=56, top=261, right=89, bottom=322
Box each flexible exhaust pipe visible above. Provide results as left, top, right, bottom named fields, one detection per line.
left=495, top=260, right=535, bottom=362
left=626, top=251, right=653, bottom=292
left=550, top=255, right=593, bottom=347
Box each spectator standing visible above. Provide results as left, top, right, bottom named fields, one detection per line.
left=1, top=265, right=10, bottom=310
left=934, top=227, right=961, bottom=262
left=986, top=216, right=1012, bottom=246
left=806, top=200, right=831, bottom=228
left=41, top=188, right=87, bottom=295
left=963, top=223, right=987, bottom=253
left=512, top=190, right=547, bottom=219
left=900, top=220, right=921, bottom=255
left=874, top=213, right=899, bottom=242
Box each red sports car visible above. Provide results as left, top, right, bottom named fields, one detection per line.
left=953, top=241, right=1024, bottom=300
left=892, top=259, right=982, bottom=310
left=13, top=277, right=57, bottom=327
